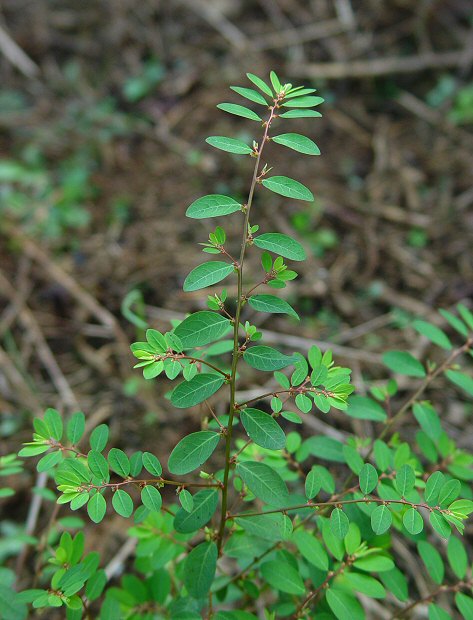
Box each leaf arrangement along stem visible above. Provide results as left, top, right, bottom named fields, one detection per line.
left=15, top=71, right=473, bottom=620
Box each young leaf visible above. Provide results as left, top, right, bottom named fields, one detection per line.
left=403, top=508, right=424, bottom=535
left=359, top=463, right=378, bottom=494
left=253, top=232, right=306, bottom=261
left=174, top=489, right=219, bottom=533
left=279, top=109, right=323, bottom=119
left=246, top=72, right=273, bottom=97
left=248, top=294, right=299, bottom=319
left=186, top=194, right=242, bottom=219
left=183, top=541, right=218, bottom=599
left=230, top=85, right=268, bottom=105
left=174, top=312, right=231, bottom=348
left=112, top=489, right=133, bottom=518
left=141, top=486, right=162, bottom=512
left=240, top=408, right=286, bottom=450
left=243, top=345, right=295, bottom=371
left=217, top=103, right=262, bottom=121
left=272, top=133, right=320, bottom=155
left=67, top=412, right=85, bottom=445
left=171, top=374, right=224, bottom=408
left=285, top=88, right=317, bottom=99
left=261, top=175, right=314, bottom=202
left=87, top=493, right=107, bottom=524
left=382, top=351, right=426, bottom=378
left=260, top=560, right=305, bottom=595
left=330, top=508, right=349, bottom=539
left=236, top=460, right=289, bottom=506
left=371, top=504, right=392, bottom=534
left=168, top=431, right=220, bottom=475
left=183, top=261, right=234, bottom=292
left=206, top=136, right=253, bottom=155
left=282, top=96, right=324, bottom=108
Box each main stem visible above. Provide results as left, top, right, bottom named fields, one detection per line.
left=217, top=100, right=280, bottom=552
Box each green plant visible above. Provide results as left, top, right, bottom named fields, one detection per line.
left=9, top=71, right=473, bottom=619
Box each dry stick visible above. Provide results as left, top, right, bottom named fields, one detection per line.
left=217, top=99, right=281, bottom=554
left=0, top=23, right=39, bottom=77
left=289, top=50, right=466, bottom=79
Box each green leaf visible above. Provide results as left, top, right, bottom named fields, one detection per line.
left=248, top=294, right=299, bottom=319
left=371, top=504, right=392, bottom=534
left=89, top=424, right=109, bottom=452
left=174, top=489, right=219, bottom=533
left=279, top=109, right=323, bottom=119
left=403, top=508, right=423, bottom=535
left=429, top=603, right=452, bottom=620
left=293, top=531, right=329, bottom=571
left=438, top=479, right=461, bottom=507
left=447, top=536, right=467, bottom=579
left=359, top=463, right=378, bottom=494
left=230, top=86, right=268, bottom=105
left=108, top=448, right=130, bottom=478
left=299, top=436, right=345, bottom=463
left=143, top=361, right=164, bottom=380
left=246, top=72, right=273, bottom=97
left=87, top=493, right=106, bottom=523
left=283, top=96, right=324, bottom=108
left=429, top=511, right=451, bottom=538
left=183, top=261, right=234, bottom=292
left=457, top=303, right=473, bottom=330
left=413, top=320, right=452, bottom=350
left=382, top=351, right=426, bottom=378
left=217, top=103, right=262, bottom=121
left=186, top=194, right=242, bottom=219
left=353, top=554, right=394, bottom=572
left=330, top=508, right=349, bottom=539
left=343, top=573, right=386, bottom=599
left=88, top=451, right=109, bottom=481
left=418, top=541, right=444, bottom=584
left=206, top=136, right=253, bottom=155
left=346, top=396, right=387, bottom=422
left=142, top=452, right=162, bottom=477
left=396, top=464, right=416, bottom=497
left=37, top=451, right=62, bottom=472
left=326, top=588, right=365, bottom=620
left=269, top=70, right=281, bottom=93
left=243, top=345, right=295, bottom=371
left=179, top=489, right=194, bottom=512
left=171, top=374, right=224, bottom=408
left=439, top=308, right=468, bottom=338
left=146, top=329, right=167, bottom=352
left=285, top=87, right=317, bottom=99
left=86, top=570, right=107, bottom=602
left=272, top=133, right=320, bottom=155
left=67, top=412, right=85, bottom=444
left=240, top=408, right=286, bottom=450
left=260, top=560, right=305, bottom=595
left=456, top=592, right=473, bottom=619
left=305, top=467, right=322, bottom=499
left=425, top=471, right=445, bottom=505
left=168, top=431, right=220, bottom=475
left=445, top=370, right=473, bottom=397
left=183, top=541, right=218, bottom=599
left=44, top=408, right=63, bottom=441
left=413, top=402, right=442, bottom=440
left=141, top=486, right=162, bottom=512
left=295, top=393, right=312, bottom=413
left=253, top=233, right=306, bottom=261
left=112, top=490, right=133, bottom=518
left=236, top=460, right=289, bottom=506
left=448, top=499, right=473, bottom=516
left=174, top=312, right=231, bottom=348
left=380, top=568, right=408, bottom=602
left=236, top=512, right=292, bottom=542
left=261, top=175, right=314, bottom=202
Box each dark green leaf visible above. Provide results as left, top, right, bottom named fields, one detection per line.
left=243, top=346, right=295, bottom=371
left=260, top=560, right=305, bottom=595
left=403, top=508, right=424, bottom=535
left=429, top=511, right=451, bottom=538
left=343, top=573, right=386, bottom=599
left=261, top=175, right=314, bottom=202
left=445, top=370, right=473, bottom=397
left=413, top=402, right=442, bottom=440
left=236, top=460, right=289, bottom=506
left=425, top=471, right=445, bottom=505
left=183, top=541, right=218, bottom=598
left=240, top=408, right=286, bottom=450
left=235, top=513, right=292, bottom=542
left=174, top=489, right=219, bottom=533
left=371, top=505, right=392, bottom=534
left=183, top=261, right=234, bottom=292
left=88, top=451, right=109, bottom=481
left=438, top=479, right=461, bottom=507
left=67, top=412, right=85, bottom=444
left=380, top=568, right=408, bottom=602
left=89, top=424, right=109, bottom=452
left=206, top=136, right=253, bottom=155
left=171, top=374, right=224, bottom=408
left=359, top=463, right=378, bottom=494
left=253, top=232, right=306, bottom=261
left=396, top=464, right=416, bottom=497
left=330, top=508, right=349, bottom=539
left=293, top=530, right=329, bottom=570
left=418, top=541, right=444, bottom=584
left=217, top=103, right=262, bottom=121
left=248, top=294, right=299, bottom=319
left=108, top=448, right=130, bottom=478
left=272, top=133, right=320, bottom=155
left=168, top=431, right=220, bottom=475
left=179, top=489, right=194, bottom=512
left=142, top=452, right=162, bottom=477
left=174, top=312, right=231, bottom=348
left=305, top=467, right=322, bottom=499
left=44, top=408, right=63, bottom=441
left=141, top=486, right=162, bottom=512
left=186, top=194, right=242, bottom=219
left=447, top=536, right=467, bottom=579
left=112, top=490, right=133, bottom=518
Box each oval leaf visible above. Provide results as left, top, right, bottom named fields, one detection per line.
left=141, top=486, right=162, bottom=512
left=382, top=351, right=426, bottom=378
left=261, top=175, right=314, bottom=202
left=174, top=312, right=231, bottom=348
left=206, top=136, right=253, bottom=155
left=217, top=103, right=262, bottom=121
left=171, top=374, right=224, bottom=408
left=243, top=346, right=296, bottom=371
left=168, top=431, right=220, bottom=475
left=174, top=489, right=219, bottom=533
left=253, top=233, right=306, bottom=261
left=183, top=261, right=234, bottom=292
left=236, top=461, right=289, bottom=506
left=248, top=294, right=299, bottom=319
left=260, top=560, right=305, bottom=595
left=240, top=408, right=286, bottom=450
left=183, top=541, right=218, bottom=598
left=186, top=194, right=242, bottom=219
left=230, top=85, right=268, bottom=105
left=272, top=133, right=320, bottom=155
left=371, top=504, right=392, bottom=534
left=112, top=490, right=133, bottom=518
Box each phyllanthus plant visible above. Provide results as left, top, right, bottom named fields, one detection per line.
left=13, top=71, right=473, bottom=620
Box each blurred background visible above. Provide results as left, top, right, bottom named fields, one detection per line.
left=0, top=0, right=472, bottom=576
